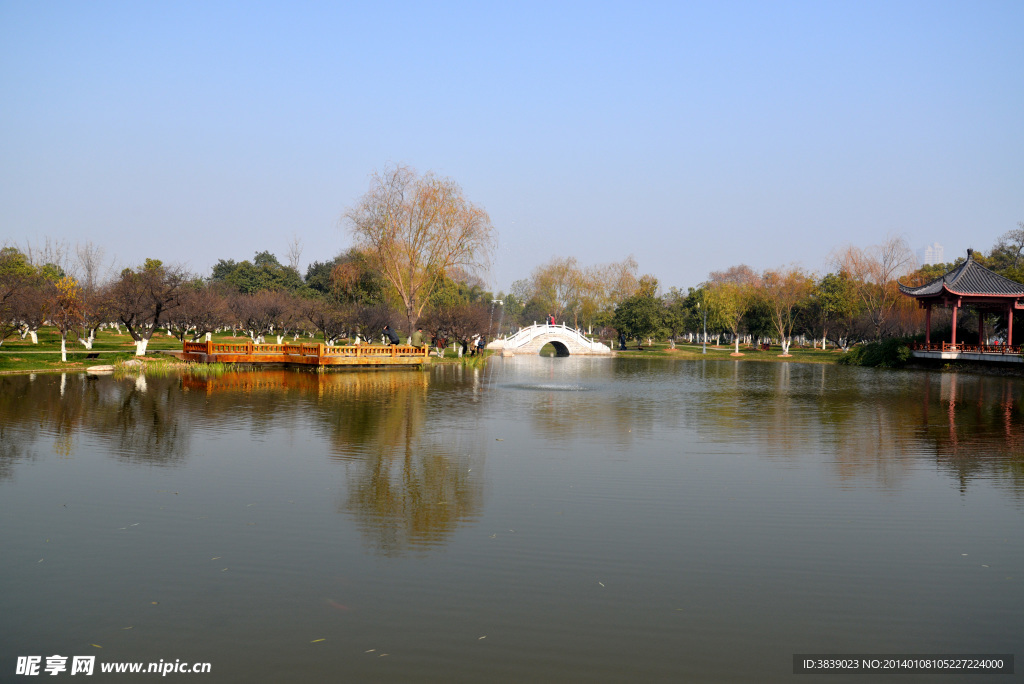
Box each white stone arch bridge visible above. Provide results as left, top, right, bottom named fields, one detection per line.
left=486, top=323, right=612, bottom=356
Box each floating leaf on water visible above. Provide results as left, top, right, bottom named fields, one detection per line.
left=495, top=438, right=503, bottom=441
left=37, top=559, right=44, bottom=563
left=211, top=557, right=221, bottom=560
left=365, top=649, right=375, bottom=653
left=122, top=626, right=133, bottom=630
left=598, top=582, right=605, bottom=587
left=151, top=602, right=159, bottom=605
left=478, top=636, right=487, bottom=640
left=310, top=639, right=325, bottom=643
left=91, top=644, right=102, bottom=649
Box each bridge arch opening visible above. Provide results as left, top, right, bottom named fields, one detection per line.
left=544, top=341, right=571, bottom=357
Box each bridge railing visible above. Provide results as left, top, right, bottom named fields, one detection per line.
left=495, top=323, right=610, bottom=352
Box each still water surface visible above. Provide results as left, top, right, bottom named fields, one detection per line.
left=1, top=358, right=1021, bottom=682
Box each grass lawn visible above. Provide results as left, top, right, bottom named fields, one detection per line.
left=609, top=340, right=844, bottom=363
left=0, top=327, right=496, bottom=373
left=2, top=328, right=847, bottom=374
left=0, top=328, right=246, bottom=373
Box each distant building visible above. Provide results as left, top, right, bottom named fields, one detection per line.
left=918, top=242, right=944, bottom=265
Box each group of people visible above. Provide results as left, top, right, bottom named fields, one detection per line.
left=382, top=325, right=486, bottom=356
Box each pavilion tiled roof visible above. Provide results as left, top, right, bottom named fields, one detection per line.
left=899, top=252, right=1024, bottom=297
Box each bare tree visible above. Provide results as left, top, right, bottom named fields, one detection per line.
left=303, top=299, right=352, bottom=345
left=832, top=236, right=916, bottom=340
left=74, top=241, right=107, bottom=292
left=107, top=259, right=188, bottom=355
left=345, top=164, right=496, bottom=334
left=286, top=234, right=303, bottom=273
left=230, top=290, right=292, bottom=344
left=165, top=282, right=231, bottom=342
left=23, top=237, right=70, bottom=278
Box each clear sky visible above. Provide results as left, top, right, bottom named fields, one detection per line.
left=2, top=1, right=1021, bottom=293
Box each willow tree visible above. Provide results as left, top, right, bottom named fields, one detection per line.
left=345, top=164, right=496, bottom=334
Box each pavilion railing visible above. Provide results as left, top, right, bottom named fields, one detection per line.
left=910, top=342, right=1021, bottom=355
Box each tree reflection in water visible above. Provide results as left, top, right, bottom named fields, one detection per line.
left=183, top=369, right=485, bottom=555
left=498, top=360, right=1023, bottom=498
left=0, top=372, right=192, bottom=473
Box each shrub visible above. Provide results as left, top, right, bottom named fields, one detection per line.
left=837, top=338, right=911, bottom=368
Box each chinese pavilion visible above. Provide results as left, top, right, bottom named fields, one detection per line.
left=898, top=250, right=1024, bottom=351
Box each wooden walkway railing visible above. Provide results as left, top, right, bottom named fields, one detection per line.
left=181, top=341, right=430, bottom=366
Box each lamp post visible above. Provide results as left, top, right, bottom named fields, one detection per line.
left=697, top=301, right=707, bottom=354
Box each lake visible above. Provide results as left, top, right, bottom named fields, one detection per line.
left=1, top=357, right=1021, bottom=682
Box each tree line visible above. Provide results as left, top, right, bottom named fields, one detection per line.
left=2, top=163, right=1022, bottom=356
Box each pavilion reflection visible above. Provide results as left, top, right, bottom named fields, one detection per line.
left=692, top=363, right=1024, bottom=495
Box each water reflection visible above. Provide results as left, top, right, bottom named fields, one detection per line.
left=489, top=357, right=1024, bottom=496
left=0, top=372, right=192, bottom=471
left=182, top=369, right=486, bottom=554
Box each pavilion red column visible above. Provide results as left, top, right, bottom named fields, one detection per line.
left=951, top=303, right=958, bottom=347
left=1009, top=303, right=1015, bottom=347
left=978, top=310, right=984, bottom=347
left=925, top=304, right=932, bottom=346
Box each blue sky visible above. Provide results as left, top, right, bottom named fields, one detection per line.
left=2, top=1, right=1021, bottom=292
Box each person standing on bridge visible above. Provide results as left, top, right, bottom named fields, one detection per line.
left=548, top=314, right=556, bottom=326
left=383, top=325, right=400, bottom=346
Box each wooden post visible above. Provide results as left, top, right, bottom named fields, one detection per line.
left=206, top=339, right=214, bottom=356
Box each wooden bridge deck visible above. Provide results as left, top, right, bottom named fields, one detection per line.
left=181, top=341, right=430, bottom=367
